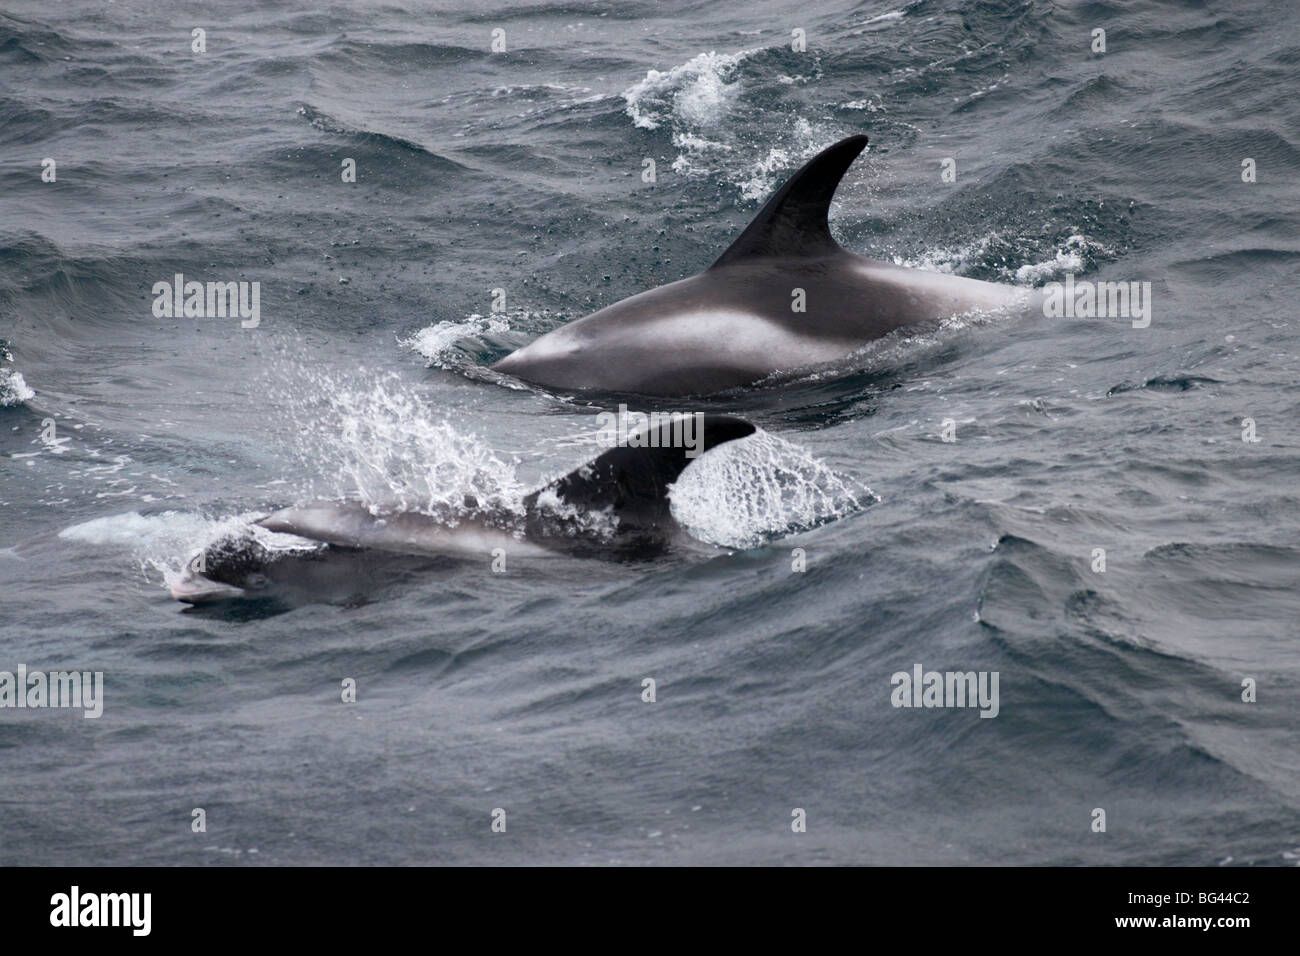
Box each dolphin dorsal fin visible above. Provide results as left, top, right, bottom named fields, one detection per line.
left=711, top=134, right=868, bottom=268
left=523, top=414, right=756, bottom=535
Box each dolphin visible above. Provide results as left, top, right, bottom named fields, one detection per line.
left=169, top=413, right=756, bottom=604
left=491, top=134, right=1029, bottom=397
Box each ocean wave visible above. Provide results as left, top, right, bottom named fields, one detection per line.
left=296, top=103, right=470, bottom=164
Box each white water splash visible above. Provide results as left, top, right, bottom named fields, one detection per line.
left=0, top=367, right=35, bottom=406
left=621, top=48, right=857, bottom=202
left=670, top=431, right=874, bottom=550
left=892, top=234, right=1005, bottom=276
left=892, top=232, right=1107, bottom=286
left=735, top=118, right=846, bottom=200
left=58, top=509, right=321, bottom=585
left=840, top=96, right=886, bottom=112
left=1013, top=234, right=1097, bottom=284
left=279, top=371, right=527, bottom=520
left=622, top=49, right=755, bottom=131
left=624, top=48, right=755, bottom=184
left=403, top=313, right=510, bottom=368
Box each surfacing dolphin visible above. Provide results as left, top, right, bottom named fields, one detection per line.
left=491, top=134, right=1029, bottom=397
left=169, top=414, right=756, bottom=604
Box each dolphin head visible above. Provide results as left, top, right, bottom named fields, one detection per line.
left=170, top=533, right=275, bottom=603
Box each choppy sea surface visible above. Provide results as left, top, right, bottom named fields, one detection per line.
left=1, top=0, right=1298, bottom=865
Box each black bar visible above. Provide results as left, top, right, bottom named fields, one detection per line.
left=1, top=865, right=1280, bottom=941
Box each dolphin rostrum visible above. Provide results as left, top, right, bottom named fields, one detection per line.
left=491, top=134, right=1029, bottom=397
left=169, top=414, right=756, bottom=604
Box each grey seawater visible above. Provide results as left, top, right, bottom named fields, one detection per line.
left=1, top=0, right=1298, bottom=864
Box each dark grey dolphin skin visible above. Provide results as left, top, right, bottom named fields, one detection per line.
left=170, top=414, right=756, bottom=604
left=491, top=135, right=1029, bottom=396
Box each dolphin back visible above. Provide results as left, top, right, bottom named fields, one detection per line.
left=523, top=414, right=756, bottom=538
